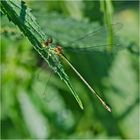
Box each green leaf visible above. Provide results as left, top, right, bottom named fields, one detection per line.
left=1, top=0, right=83, bottom=109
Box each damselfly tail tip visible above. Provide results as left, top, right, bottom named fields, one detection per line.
left=105, top=105, right=111, bottom=112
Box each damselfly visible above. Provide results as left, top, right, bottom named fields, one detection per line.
left=41, top=23, right=123, bottom=112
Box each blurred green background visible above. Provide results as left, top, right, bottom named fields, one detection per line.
left=1, top=0, right=139, bottom=139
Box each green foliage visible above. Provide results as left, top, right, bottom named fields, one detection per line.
left=1, top=0, right=139, bottom=139
left=1, top=0, right=83, bottom=109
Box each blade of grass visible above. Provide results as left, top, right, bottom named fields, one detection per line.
left=100, top=0, right=114, bottom=52
left=1, top=0, right=83, bottom=109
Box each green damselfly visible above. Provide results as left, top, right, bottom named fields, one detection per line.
left=42, top=23, right=123, bottom=112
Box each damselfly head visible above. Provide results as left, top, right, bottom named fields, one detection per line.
left=44, top=37, right=53, bottom=46
left=48, top=38, right=53, bottom=43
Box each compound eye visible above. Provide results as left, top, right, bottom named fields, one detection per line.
left=48, top=38, right=53, bottom=43
left=44, top=38, right=53, bottom=46
left=44, top=41, right=48, bottom=46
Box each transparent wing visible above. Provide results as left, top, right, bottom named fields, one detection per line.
left=63, top=43, right=127, bottom=54
left=38, top=14, right=122, bottom=52
left=62, top=23, right=123, bottom=52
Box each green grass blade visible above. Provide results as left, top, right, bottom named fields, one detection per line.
left=1, top=0, right=83, bottom=109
